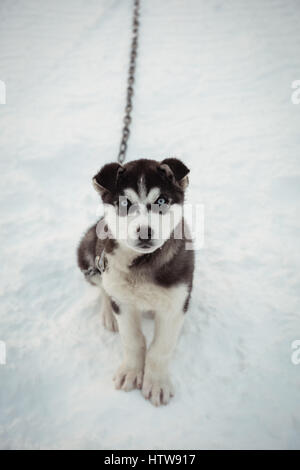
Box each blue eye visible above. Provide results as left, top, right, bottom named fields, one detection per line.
left=157, top=197, right=167, bottom=205
left=121, top=199, right=129, bottom=207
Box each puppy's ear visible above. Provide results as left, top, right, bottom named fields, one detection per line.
left=160, top=158, right=190, bottom=190
left=93, top=163, right=124, bottom=195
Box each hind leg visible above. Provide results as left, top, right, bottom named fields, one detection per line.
left=100, top=287, right=118, bottom=333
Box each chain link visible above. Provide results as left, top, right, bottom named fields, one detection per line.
left=117, top=0, right=140, bottom=164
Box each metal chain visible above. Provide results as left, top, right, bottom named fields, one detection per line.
left=117, top=0, right=140, bottom=164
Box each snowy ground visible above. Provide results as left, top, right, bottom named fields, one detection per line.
left=1, top=0, right=300, bottom=450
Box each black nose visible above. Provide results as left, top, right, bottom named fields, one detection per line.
left=137, top=225, right=153, bottom=240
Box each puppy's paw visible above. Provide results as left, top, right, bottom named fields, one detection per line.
left=142, top=370, right=174, bottom=406
left=113, top=363, right=144, bottom=392
left=101, top=307, right=118, bottom=332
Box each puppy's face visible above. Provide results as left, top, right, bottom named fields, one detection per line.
left=93, top=158, right=189, bottom=254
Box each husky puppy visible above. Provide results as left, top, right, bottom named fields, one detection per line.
left=77, top=158, right=194, bottom=406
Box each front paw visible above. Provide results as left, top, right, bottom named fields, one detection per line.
left=113, top=363, right=144, bottom=392
left=142, top=369, right=174, bottom=406
left=101, top=307, right=118, bottom=333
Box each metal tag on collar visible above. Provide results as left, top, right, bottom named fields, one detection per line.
left=95, top=251, right=106, bottom=274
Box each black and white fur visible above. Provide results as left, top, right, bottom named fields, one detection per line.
left=77, top=158, right=194, bottom=406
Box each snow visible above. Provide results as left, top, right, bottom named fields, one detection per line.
left=0, top=0, right=300, bottom=450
